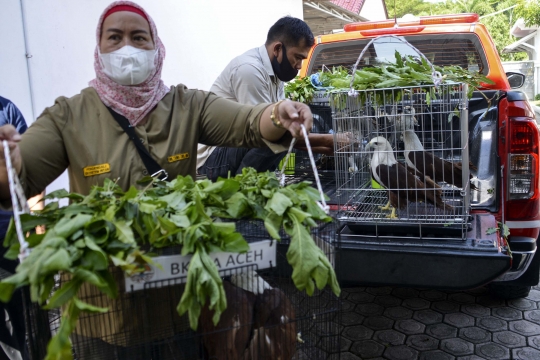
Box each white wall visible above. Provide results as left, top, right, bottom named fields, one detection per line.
left=359, top=0, right=387, bottom=21
left=0, top=1, right=33, bottom=124
left=0, top=0, right=302, bottom=195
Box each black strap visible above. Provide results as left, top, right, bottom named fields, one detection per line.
left=107, top=107, right=168, bottom=180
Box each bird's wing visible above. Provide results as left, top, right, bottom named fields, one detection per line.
left=200, top=281, right=255, bottom=359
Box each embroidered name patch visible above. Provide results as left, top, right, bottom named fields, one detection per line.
left=83, top=163, right=111, bottom=177
left=168, top=153, right=189, bottom=163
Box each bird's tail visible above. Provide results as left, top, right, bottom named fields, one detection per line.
left=422, top=186, right=454, bottom=212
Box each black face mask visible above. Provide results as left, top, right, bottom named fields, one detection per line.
left=271, top=44, right=298, bottom=82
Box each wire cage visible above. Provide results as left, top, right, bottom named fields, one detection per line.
left=23, top=220, right=340, bottom=360
left=330, top=83, right=472, bottom=238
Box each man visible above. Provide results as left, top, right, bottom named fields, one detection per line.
left=0, top=95, right=28, bottom=360
left=197, top=16, right=333, bottom=180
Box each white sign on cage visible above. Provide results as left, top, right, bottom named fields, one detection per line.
left=124, top=240, right=276, bottom=292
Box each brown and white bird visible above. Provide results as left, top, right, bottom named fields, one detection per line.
left=242, top=287, right=297, bottom=360
left=402, top=130, right=477, bottom=190
left=199, top=280, right=256, bottom=360
left=369, top=136, right=453, bottom=218
left=200, top=270, right=297, bottom=360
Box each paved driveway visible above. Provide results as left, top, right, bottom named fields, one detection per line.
left=334, top=284, right=540, bottom=360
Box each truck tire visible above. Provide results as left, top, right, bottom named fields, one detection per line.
left=489, top=283, right=531, bottom=299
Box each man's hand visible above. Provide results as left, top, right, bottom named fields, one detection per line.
left=1, top=125, right=23, bottom=200
left=294, top=132, right=356, bottom=155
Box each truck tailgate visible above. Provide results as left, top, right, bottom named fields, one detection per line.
left=337, top=213, right=511, bottom=289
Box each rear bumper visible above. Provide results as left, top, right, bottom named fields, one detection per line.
left=493, top=236, right=537, bottom=282
left=336, top=214, right=512, bottom=289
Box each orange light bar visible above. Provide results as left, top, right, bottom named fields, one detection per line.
left=344, top=19, right=396, bottom=32
left=419, top=13, right=479, bottom=25
left=360, top=26, right=425, bottom=37
left=344, top=13, right=479, bottom=32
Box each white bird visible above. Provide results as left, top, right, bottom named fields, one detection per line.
left=368, top=136, right=453, bottom=218
left=389, top=105, right=418, bottom=145
left=402, top=130, right=478, bottom=190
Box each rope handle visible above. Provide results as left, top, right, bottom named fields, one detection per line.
left=3, top=140, right=30, bottom=262
left=279, top=124, right=330, bottom=214
left=348, top=34, right=442, bottom=97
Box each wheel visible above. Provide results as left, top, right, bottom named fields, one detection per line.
left=489, top=283, right=531, bottom=300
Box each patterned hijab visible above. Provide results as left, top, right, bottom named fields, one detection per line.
left=89, top=1, right=169, bottom=126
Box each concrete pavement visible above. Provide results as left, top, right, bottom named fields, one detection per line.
left=333, top=284, right=540, bottom=360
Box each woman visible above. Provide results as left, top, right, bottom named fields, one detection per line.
left=0, top=1, right=312, bottom=202
left=0, top=2, right=312, bottom=358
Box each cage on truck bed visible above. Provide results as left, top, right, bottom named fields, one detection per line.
left=331, top=82, right=472, bottom=238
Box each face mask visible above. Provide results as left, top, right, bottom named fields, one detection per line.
left=271, top=44, right=298, bottom=82
left=99, top=45, right=157, bottom=85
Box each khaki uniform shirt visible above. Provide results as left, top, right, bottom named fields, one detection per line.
left=19, top=85, right=286, bottom=198
left=196, top=44, right=285, bottom=169
left=18, top=85, right=288, bottom=346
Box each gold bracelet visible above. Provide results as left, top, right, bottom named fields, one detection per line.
left=270, top=100, right=286, bottom=128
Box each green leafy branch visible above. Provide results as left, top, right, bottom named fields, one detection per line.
left=1, top=170, right=339, bottom=359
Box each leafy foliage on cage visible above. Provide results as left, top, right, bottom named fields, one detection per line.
left=285, top=50, right=495, bottom=108
left=0, top=169, right=339, bottom=360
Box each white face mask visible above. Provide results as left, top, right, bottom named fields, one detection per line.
left=99, top=45, right=157, bottom=85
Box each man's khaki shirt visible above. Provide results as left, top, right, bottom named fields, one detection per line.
left=196, top=44, right=284, bottom=169
left=20, top=85, right=286, bottom=198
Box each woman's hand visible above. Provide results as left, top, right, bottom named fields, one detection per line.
left=0, top=125, right=22, bottom=200
left=276, top=100, right=313, bottom=138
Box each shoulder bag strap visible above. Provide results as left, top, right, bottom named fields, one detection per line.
left=106, top=107, right=168, bottom=181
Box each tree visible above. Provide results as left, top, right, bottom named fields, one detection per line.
left=384, top=0, right=432, bottom=18
left=383, top=0, right=528, bottom=61
left=515, top=0, right=540, bottom=26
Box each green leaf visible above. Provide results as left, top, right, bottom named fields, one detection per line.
left=72, top=297, right=108, bottom=313
left=225, top=192, right=249, bottom=218
left=45, top=278, right=83, bottom=309
left=169, top=214, right=190, bottom=228
left=0, top=282, right=16, bottom=303
left=73, top=268, right=107, bottom=288
left=54, top=214, right=93, bottom=238
left=80, top=250, right=109, bottom=271
left=264, top=211, right=282, bottom=240
left=266, top=192, right=293, bottom=216
left=114, top=220, right=134, bottom=244
left=41, top=249, right=72, bottom=274
left=221, top=232, right=249, bottom=253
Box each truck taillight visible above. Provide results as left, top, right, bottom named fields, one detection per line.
left=509, top=154, right=536, bottom=200
left=506, top=115, right=540, bottom=220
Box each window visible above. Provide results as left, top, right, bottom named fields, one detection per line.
left=309, top=34, right=487, bottom=75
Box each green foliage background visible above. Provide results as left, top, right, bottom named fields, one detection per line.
left=384, top=0, right=529, bottom=61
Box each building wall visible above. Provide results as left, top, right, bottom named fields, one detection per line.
left=359, top=0, right=387, bottom=21
left=0, top=0, right=302, bottom=196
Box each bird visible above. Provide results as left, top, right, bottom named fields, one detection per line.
left=388, top=105, right=418, bottom=145
left=402, top=129, right=478, bottom=190
left=200, top=269, right=297, bottom=359
left=241, top=287, right=297, bottom=360
left=199, top=280, right=256, bottom=360
left=369, top=136, right=453, bottom=218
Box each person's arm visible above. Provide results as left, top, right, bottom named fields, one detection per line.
left=0, top=102, right=69, bottom=202
left=0, top=125, right=22, bottom=201
left=198, top=93, right=312, bottom=150
left=6, top=101, right=28, bottom=134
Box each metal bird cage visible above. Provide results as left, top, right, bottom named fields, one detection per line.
left=23, top=220, right=341, bottom=360
left=331, top=82, right=472, bottom=239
